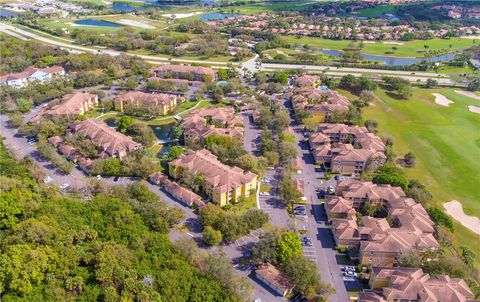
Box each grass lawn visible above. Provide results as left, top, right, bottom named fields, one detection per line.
left=436, top=65, right=478, bottom=75
left=227, top=194, right=257, bottom=213
left=225, top=1, right=321, bottom=14
left=282, top=36, right=476, bottom=58
left=354, top=4, right=406, bottom=18
left=363, top=87, right=480, bottom=266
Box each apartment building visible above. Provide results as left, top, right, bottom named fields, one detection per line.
left=35, top=92, right=98, bottom=120
left=150, top=64, right=217, bottom=82
left=0, top=66, right=65, bottom=87
left=149, top=172, right=206, bottom=208
left=182, top=107, right=244, bottom=146
left=309, top=123, right=386, bottom=174
left=290, top=87, right=350, bottom=122
left=325, top=180, right=439, bottom=266
left=169, top=149, right=258, bottom=206
left=70, top=119, right=142, bottom=159
left=359, top=267, right=475, bottom=302
left=115, top=91, right=180, bottom=116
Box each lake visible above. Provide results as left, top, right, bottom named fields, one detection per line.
left=73, top=19, right=123, bottom=28
left=200, top=12, right=241, bottom=21
left=0, top=8, right=18, bottom=18
left=316, top=49, right=456, bottom=66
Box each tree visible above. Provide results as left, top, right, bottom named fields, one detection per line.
left=8, top=112, right=24, bottom=128
left=102, top=158, right=122, bottom=176
left=424, top=78, right=438, bottom=88
left=272, top=72, right=289, bottom=85
left=126, top=122, right=156, bottom=147
left=126, top=182, right=159, bottom=203
left=407, top=179, right=432, bottom=205
left=203, top=226, right=223, bottom=246
left=403, top=152, right=416, bottom=167
left=277, top=231, right=302, bottom=264
left=279, top=141, right=298, bottom=163
left=283, top=255, right=334, bottom=300
left=168, top=146, right=184, bottom=160
left=372, top=164, right=408, bottom=191
left=198, top=204, right=224, bottom=227
left=427, top=207, right=454, bottom=232
left=117, top=116, right=134, bottom=133
left=397, top=248, right=423, bottom=268
left=459, top=246, right=476, bottom=268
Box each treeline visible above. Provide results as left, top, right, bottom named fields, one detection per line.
left=0, top=142, right=241, bottom=301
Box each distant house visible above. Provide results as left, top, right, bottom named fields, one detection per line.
left=150, top=64, right=218, bottom=82
left=115, top=91, right=180, bottom=116
left=360, top=267, right=475, bottom=302
left=0, top=66, right=65, bottom=87
left=34, top=92, right=98, bottom=121
left=69, top=119, right=142, bottom=159
left=290, top=88, right=350, bottom=122
left=255, top=263, right=294, bottom=297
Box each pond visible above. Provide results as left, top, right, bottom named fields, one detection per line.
left=149, top=122, right=177, bottom=141
left=73, top=19, right=123, bottom=28
left=111, top=2, right=146, bottom=12
left=200, top=12, right=241, bottom=21
left=316, top=49, right=457, bottom=66
left=0, top=8, right=18, bottom=18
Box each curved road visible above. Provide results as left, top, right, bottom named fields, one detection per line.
left=0, top=22, right=456, bottom=84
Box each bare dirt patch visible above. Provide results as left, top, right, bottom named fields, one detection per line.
left=432, top=93, right=453, bottom=107
left=455, top=90, right=480, bottom=101
left=443, top=200, right=480, bottom=235
left=467, top=105, right=480, bottom=114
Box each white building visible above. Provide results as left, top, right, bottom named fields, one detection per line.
left=0, top=66, right=65, bottom=87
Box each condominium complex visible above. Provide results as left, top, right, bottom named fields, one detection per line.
left=309, top=123, right=386, bottom=174
left=115, top=91, right=180, bottom=116
left=35, top=92, right=98, bottom=120
left=182, top=107, right=244, bottom=146
left=169, top=149, right=258, bottom=206
left=325, top=180, right=438, bottom=266
left=150, top=64, right=217, bottom=82
left=0, top=66, right=65, bottom=87
left=360, top=267, right=475, bottom=302
left=69, top=119, right=142, bottom=159
left=290, top=87, right=350, bottom=122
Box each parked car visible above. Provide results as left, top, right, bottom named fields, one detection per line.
left=44, top=176, right=53, bottom=183
left=302, top=237, right=313, bottom=246
left=344, top=266, right=356, bottom=272
left=343, top=271, right=357, bottom=277
left=294, top=205, right=306, bottom=211
left=260, top=192, right=270, bottom=196
left=60, top=183, right=70, bottom=189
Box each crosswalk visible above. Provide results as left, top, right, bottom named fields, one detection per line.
left=302, top=245, right=317, bottom=263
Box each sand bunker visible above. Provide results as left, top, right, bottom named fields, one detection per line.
left=117, top=19, right=155, bottom=29
left=432, top=93, right=453, bottom=107
left=162, top=12, right=202, bottom=19
left=455, top=90, right=480, bottom=101
left=383, top=41, right=405, bottom=45
left=443, top=200, right=480, bottom=235
left=468, top=105, right=480, bottom=114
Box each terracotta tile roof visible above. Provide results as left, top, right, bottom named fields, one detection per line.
left=149, top=172, right=205, bottom=207
left=150, top=64, right=216, bottom=79
left=329, top=180, right=439, bottom=256
left=295, top=75, right=321, bottom=87
left=360, top=267, right=475, bottom=302
left=255, top=263, right=294, bottom=293
left=292, top=88, right=350, bottom=113
left=70, top=119, right=141, bottom=157
left=170, top=149, right=257, bottom=195
left=38, top=92, right=98, bottom=118
left=116, top=91, right=179, bottom=107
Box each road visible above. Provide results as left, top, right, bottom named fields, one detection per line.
left=0, top=22, right=459, bottom=83
left=282, top=100, right=351, bottom=302
left=0, top=112, right=288, bottom=302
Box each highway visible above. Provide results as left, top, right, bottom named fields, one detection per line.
left=0, top=22, right=458, bottom=83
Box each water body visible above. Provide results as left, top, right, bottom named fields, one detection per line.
left=200, top=12, right=241, bottom=21
left=111, top=2, right=146, bottom=12
left=74, top=19, right=123, bottom=28
left=0, top=8, right=19, bottom=18
left=150, top=123, right=176, bottom=141
left=317, top=49, right=456, bottom=66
